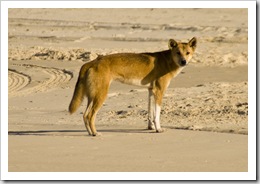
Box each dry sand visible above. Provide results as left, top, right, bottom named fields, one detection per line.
left=8, top=9, right=248, bottom=173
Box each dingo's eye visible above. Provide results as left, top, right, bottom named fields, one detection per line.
left=186, top=52, right=190, bottom=55
left=177, top=52, right=181, bottom=55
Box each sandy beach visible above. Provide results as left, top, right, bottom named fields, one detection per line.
left=8, top=8, right=248, bottom=173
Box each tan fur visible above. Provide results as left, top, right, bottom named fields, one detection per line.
left=69, top=37, right=197, bottom=136
left=69, top=62, right=93, bottom=113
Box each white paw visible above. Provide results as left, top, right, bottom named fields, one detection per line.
left=92, top=132, right=102, bottom=136
left=156, top=128, right=165, bottom=133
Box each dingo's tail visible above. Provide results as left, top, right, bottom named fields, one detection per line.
left=68, top=76, right=85, bottom=114
left=69, top=62, right=92, bottom=114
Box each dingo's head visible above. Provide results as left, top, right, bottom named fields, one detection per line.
left=168, top=37, right=197, bottom=67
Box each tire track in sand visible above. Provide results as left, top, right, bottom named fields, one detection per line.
left=8, top=64, right=73, bottom=97
left=8, top=69, right=31, bottom=94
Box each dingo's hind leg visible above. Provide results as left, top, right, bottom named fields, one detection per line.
left=83, top=100, right=94, bottom=135
left=85, top=80, right=110, bottom=136
left=87, top=98, right=104, bottom=136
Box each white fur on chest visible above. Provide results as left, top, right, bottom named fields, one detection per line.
left=115, top=78, right=151, bottom=88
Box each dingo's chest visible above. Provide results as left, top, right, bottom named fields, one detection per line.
left=114, top=77, right=151, bottom=88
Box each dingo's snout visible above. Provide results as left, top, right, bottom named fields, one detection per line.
left=180, top=59, right=187, bottom=66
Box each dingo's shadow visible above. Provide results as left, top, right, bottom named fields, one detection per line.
left=98, top=128, right=152, bottom=134
left=8, top=128, right=153, bottom=136
left=8, top=130, right=87, bottom=136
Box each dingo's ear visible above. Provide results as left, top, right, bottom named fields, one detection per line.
left=168, top=39, right=178, bottom=49
left=189, top=37, right=197, bottom=49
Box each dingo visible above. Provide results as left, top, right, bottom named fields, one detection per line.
left=69, top=37, right=197, bottom=136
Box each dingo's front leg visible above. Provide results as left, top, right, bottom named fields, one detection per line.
left=148, top=88, right=155, bottom=130
left=154, top=103, right=163, bottom=133
left=152, top=79, right=168, bottom=133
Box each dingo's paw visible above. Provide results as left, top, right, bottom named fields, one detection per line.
left=92, top=132, right=102, bottom=137
left=148, top=124, right=155, bottom=130
left=156, top=128, right=165, bottom=133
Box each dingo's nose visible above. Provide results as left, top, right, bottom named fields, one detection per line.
left=181, top=60, right=187, bottom=66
